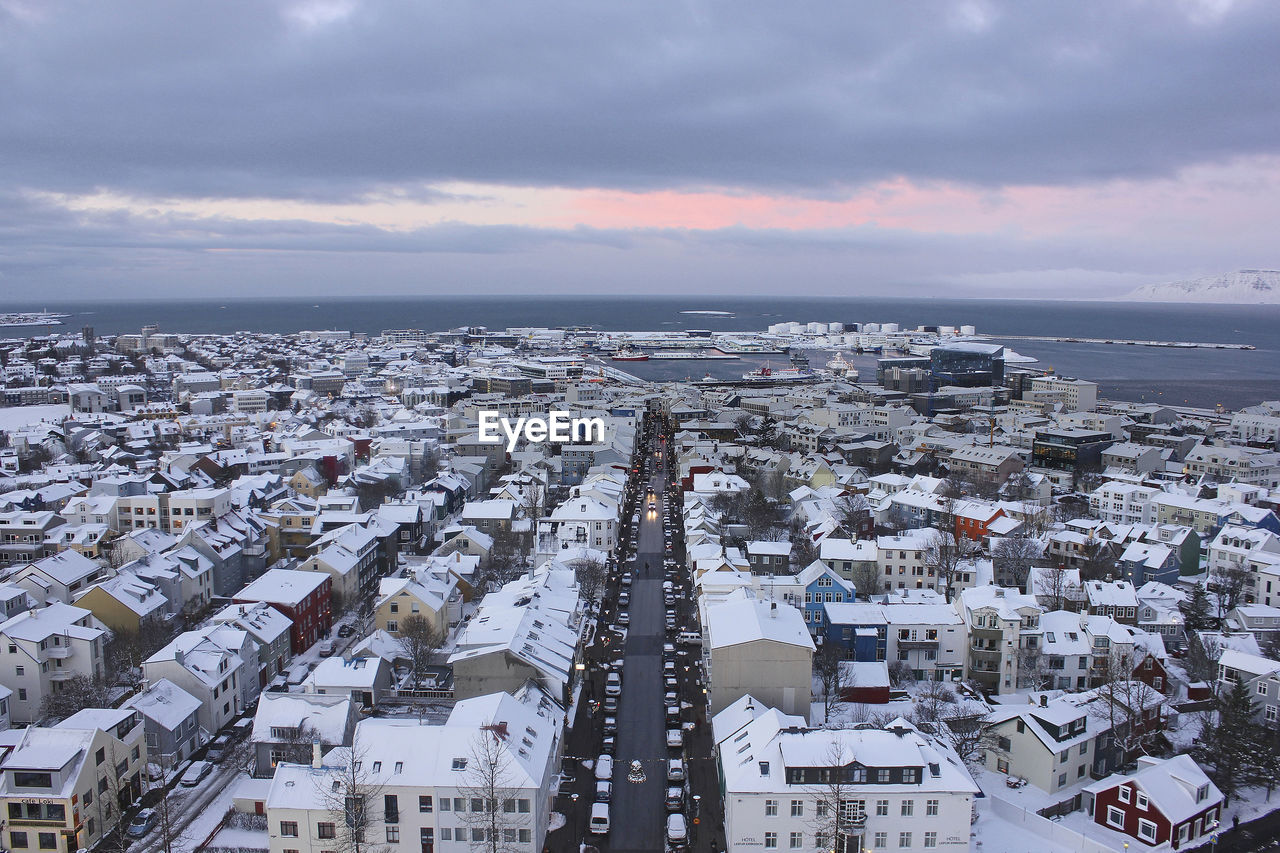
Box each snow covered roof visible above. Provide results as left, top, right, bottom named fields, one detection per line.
left=707, top=593, right=814, bottom=652
left=1083, top=754, right=1221, bottom=824
left=235, top=568, right=328, bottom=607
left=125, top=679, right=202, bottom=731
left=252, top=693, right=353, bottom=746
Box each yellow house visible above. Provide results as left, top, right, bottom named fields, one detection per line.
left=374, top=572, right=456, bottom=637
left=72, top=573, right=168, bottom=635
left=287, top=466, right=327, bottom=499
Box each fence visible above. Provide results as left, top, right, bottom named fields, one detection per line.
left=989, top=795, right=1115, bottom=853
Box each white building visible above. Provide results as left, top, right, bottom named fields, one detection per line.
left=714, top=697, right=979, bottom=853
left=265, top=684, right=563, bottom=853
left=0, top=603, right=107, bottom=724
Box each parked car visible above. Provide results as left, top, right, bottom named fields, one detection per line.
left=604, top=716, right=618, bottom=734
left=337, top=624, right=355, bottom=638
left=589, top=802, right=611, bottom=835
left=594, top=754, right=614, bottom=781
left=605, top=672, right=622, bottom=696
left=667, top=758, right=686, bottom=782
left=127, top=809, right=157, bottom=838
left=596, top=780, right=612, bottom=803
left=318, top=640, right=335, bottom=657
left=207, top=734, right=231, bottom=763
left=666, top=729, right=683, bottom=748
left=666, top=786, right=684, bottom=811
left=180, top=760, right=212, bottom=787
left=603, top=696, right=618, bottom=714
left=667, top=813, right=688, bottom=845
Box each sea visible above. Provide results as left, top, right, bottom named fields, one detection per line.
left=8, top=296, right=1280, bottom=410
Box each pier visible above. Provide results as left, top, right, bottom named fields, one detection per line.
left=979, top=334, right=1254, bottom=350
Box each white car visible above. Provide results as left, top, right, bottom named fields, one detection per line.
left=180, top=760, right=212, bottom=787
left=594, top=754, right=614, bottom=781
left=667, top=813, right=688, bottom=845
left=666, top=728, right=683, bottom=748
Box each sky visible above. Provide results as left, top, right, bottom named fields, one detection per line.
left=3, top=0, right=1280, bottom=301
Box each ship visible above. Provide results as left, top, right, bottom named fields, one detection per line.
left=610, top=346, right=650, bottom=361
left=825, top=352, right=858, bottom=378
left=741, top=364, right=815, bottom=383
left=650, top=349, right=740, bottom=360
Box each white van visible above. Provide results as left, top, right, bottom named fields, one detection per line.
left=589, top=802, right=611, bottom=834
left=676, top=631, right=702, bottom=646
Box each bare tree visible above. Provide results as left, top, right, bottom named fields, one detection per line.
left=848, top=561, right=883, bottom=598
left=571, top=555, right=608, bottom=606
left=457, top=727, right=531, bottom=853
left=91, top=742, right=140, bottom=853
left=833, top=494, right=870, bottom=538
left=923, top=528, right=977, bottom=600
left=106, top=617, right=170, bottom=689
left=814, top=642, right=849, bottom=725
left=318, top=739, right=389, bottom=853
left=150, top=775, right=189, bottom=853
left=399, top=614, right=443, bottom=686
left=1209, top=562, right=1251, bottom=620
left=1090, top=653, right=1166, bottom=761
left=1016, top=647, right=1054, bottom=691
left=806, top=742, right=867, bottom=853
left=40, top=673, right=111, bottom=723
left=1037, top=564, right=1082, bottom=613
left=991, top=536, right=1042, bottom=590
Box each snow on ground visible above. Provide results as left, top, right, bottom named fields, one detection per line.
left=548, top=812, right=567, bottom=833
left=176, top=779, right=238, bottom=853
left=971, top=799, right=1072, bottom=853
left=207, top=826, right=268, bottom=851
left=0, top=403, right=72, bottom=432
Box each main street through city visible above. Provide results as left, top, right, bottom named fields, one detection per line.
left=549, top=415, right=722, bottom=853
left=607, top=477, right=669, bottom=853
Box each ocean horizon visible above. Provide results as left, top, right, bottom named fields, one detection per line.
left=5, top=296, right=1279, bottom=410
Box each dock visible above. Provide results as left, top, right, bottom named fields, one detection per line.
left=979, top=334, right=1254, bottom=350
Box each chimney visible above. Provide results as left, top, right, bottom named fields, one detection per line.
left=175, top=649, right=185, bottom=667
left=770, top=601, right=777, bottom=618
left=312, top=738, right=323, bottom=769
left=1039, top=694, right=1048, bottom=708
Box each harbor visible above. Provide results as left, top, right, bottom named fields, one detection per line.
left=980, top=333, right=1255, bottom=350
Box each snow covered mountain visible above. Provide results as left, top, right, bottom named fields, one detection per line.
left=1120, top=269, right=1280, bottom=304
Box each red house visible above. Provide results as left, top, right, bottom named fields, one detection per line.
left=953, top=501, right=1006, bottom=544
left=234, top=568, right=332, bottom=653
left=1131, top=650, right=1172, bottom=695
left=1084, top=755, right=1223, bottom=849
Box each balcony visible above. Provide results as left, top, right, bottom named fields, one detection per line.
left=44, top=646, right=72, bottom=660
left=49, top=669, right=79, bottom=681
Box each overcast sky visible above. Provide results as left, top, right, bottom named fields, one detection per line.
left=3, top=0, right=1279, bottom=300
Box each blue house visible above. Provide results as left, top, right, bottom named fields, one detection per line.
left=796, top=560, right=856, bottom=633
left=821, top=602, right=888, bottom=661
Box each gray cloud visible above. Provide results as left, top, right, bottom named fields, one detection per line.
left=2, top=1, right=1279, bottom=297
left=2, top=1, right=1280, bottom=200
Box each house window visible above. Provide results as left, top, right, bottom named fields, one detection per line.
left=317, top=823, right=336, bottom=839
left=1138, top=819, right=1157, bottom=842
left=280, top=822, right=299, bottom=837
left=902, top=800, right=914, bottom=816
left=1118, top=787, right=1131, bottom=804
left=37, top=835, right=56, bottom=851
left=926, top=799, right=938, bottom=816
left=924, top=832, right=938, bottom=848
left=873, top=832, right=887, bottom=849
left=875, top=800, right=888, bottom=816
left=385, top=827, right=399, bottom=843
left=789, top=832, right=803, bottom=849
left=419, top=796, right=432, bottom=813
left=9, top=832, right=28, bottom=849
left=790, top=800, right=803, bottom=817
left=1136, top=792, right=1148, bottom=810
left=765, top=799, right=778, bottom=816
left=899, top=832, right=912, bottom=848
left=764, top=833, right=778, bottom=849
left=1106, top=806, right=1125, bottom=829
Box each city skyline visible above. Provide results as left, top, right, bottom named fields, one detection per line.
left=3, top=0, right=1280, bottom=298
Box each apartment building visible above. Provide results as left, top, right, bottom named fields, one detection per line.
left=0, top=603, right=107, bottom=724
